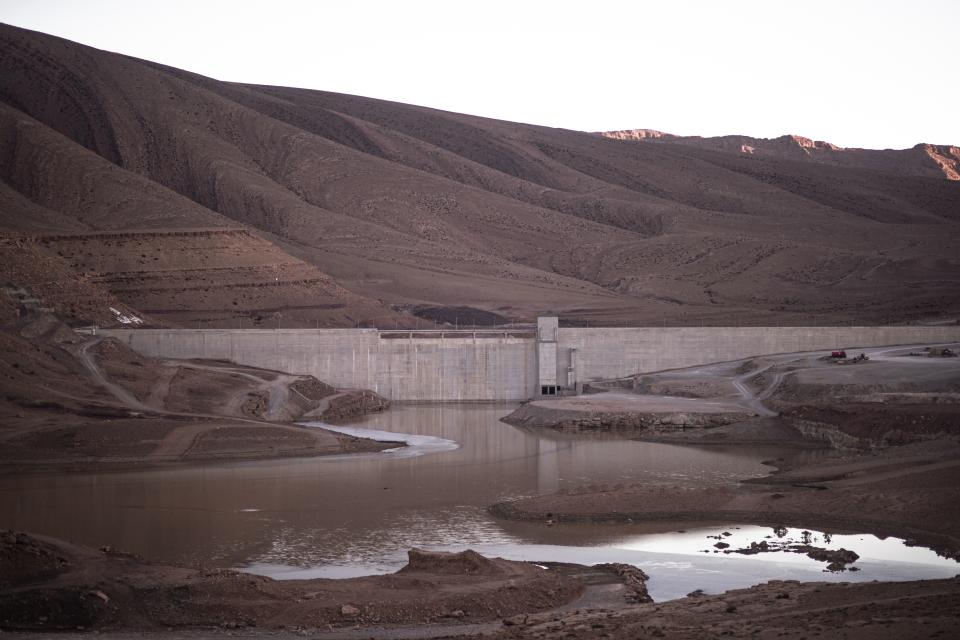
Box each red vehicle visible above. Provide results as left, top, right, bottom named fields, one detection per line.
left=830, top=350, right=847, bottom=359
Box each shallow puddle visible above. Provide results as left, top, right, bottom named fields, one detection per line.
left=246, top=522, right=960, bottom=602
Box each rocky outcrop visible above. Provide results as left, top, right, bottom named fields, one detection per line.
left=790, top=419, right=866, bottom=450
left=314, top=390, right=390, bottom=422
left=783, top=402, right=960, bottom=450
left=599, top=130, right=960, bottom=181
left=597, top=129, right=673, bottom=141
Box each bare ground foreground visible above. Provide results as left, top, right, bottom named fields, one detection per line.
left=0, top=537, right=585, bottom=633
left=0, top=312, right=392, bottom=472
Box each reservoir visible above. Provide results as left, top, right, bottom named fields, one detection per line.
left=0, top=405, right=955, bottom=601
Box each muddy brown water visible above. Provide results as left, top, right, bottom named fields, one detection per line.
left=0, top=405, right=956, bottom=601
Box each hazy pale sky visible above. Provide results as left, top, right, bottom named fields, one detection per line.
left=2, top=0, right=957, bottom=149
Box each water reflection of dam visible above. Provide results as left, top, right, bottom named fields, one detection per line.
left=100, top=317, right=958, bottom=401
left=0, top=405, right=771, bottom=568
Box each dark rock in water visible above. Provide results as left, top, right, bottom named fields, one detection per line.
left=725, top=540, right=857, bottom=570
left=798, top=545, right=859, bottom=570
left=795, top=545, right=860, bottom=564
left=731, top=540, right=771, bottom=555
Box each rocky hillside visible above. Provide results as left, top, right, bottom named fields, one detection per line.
left=2, top=23, right=959, bottom=327
left=600, top=130, right=960, bottom=181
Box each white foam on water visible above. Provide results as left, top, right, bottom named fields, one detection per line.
left=299, top=421, right=460, bottom=459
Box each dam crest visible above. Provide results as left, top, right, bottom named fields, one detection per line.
left=100, top=318, right=960, bottom=401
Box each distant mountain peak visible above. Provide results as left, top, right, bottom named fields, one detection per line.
left=598, top=129, right=958, bottom=180
left=599, top=129, right=674, bottom=141
left=778, top=134, right=842, bottom=151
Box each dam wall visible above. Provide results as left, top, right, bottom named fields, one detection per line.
left=101, top=328, right=538, bottom=401
left=100, top=323, right=959, bottom=401
left=556, top=325, right=960, bottom=387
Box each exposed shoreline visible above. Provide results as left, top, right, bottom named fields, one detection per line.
left=0, top=427, right=402, bottom=477
left=0, top=315, right=398, bottom=476
left=0, top=535, right=587, bottom=633
left=491, top=347, right=960, bottom=564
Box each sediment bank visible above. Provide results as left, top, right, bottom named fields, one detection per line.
left=0, top=536, right=583, bottom=632
left=502, top=393, right=755, bottom=436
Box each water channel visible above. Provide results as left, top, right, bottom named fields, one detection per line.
left=0, top=405, right=956, bottom=601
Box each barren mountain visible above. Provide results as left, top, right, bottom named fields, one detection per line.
left=1, top=23, right=958, bottom=328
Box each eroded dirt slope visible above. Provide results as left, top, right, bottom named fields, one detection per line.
left=0, top=314, right=389, bottom=471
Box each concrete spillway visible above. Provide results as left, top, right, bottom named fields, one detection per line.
left=99, top=318, right=959, bottom=401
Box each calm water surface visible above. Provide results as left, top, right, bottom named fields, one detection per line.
left=0, top=405, right=955, bottom=600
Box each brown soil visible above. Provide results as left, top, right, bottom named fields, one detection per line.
left=0, top=534, right=582, bottom=632
left=1, top=24, right=959, bottom=328
left=0, top=313, right=392, bottom=473
left=316, top=390, right=395, bottom=423
left=631, top=376, right=737, bottom=399
left=483, top=577, right=960, bottom=640
left=503, top=393, right=754, bottom=435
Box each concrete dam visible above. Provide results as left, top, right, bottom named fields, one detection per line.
left=101, top=318, right=959, bottom=401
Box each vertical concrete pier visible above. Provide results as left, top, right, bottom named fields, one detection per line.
left=537, top=317, right=559, bottom=396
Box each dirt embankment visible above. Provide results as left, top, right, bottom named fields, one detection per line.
left=0, top=532, right=583, bottom=632
left=305, top=389, right=392, bottom=423
left=88, top=337, right=389, bottom=423
left=502, top=394, right=754, bottom=437
left=480, top=577, right=960, bottom=640
left=0, top=314, right=392, bottom=472
left=767, top=356, right=960, bottom=451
